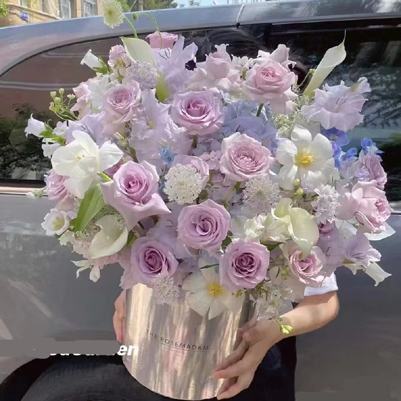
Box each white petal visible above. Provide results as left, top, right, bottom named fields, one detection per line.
left=221, top=291, right=245, bottom=313
left=122, top=37, right=157, bottom=66
left=365, top=223, right=395, bottom=241
left=73, top=130, right=99, bottom=156
left=276, top=139, right=297, bottom=165
left=304, top=37, right=346, bottom=96
left=310, top=133, right=334, bottom=161
left=291, top=125, right=312, bottom=149
left=187, top=290, right=211, bottom=317
left=88, top=215, right=128, bottom=259
left=51, top=141, right=83, bottom=176
left=278, top=164, right=298, bottom=190
left=201, top=266, right=220, bottom=283
left=64, top=176, right=94, bottom=199
left=208, top=299, right=228, bottom=320
left=183, top=271, right=207, bottom=293
left=365, top=262, right=391, bottom=286
left=90, top=266, right=101, bottom=282
left=98, top=142, right=124, bottom=172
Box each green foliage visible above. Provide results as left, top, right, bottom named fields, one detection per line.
left=0, top=0, right=9, bottom=17
left=0, top=104, right=52, bottom=180
left=72, top=184, right=106, bottom=233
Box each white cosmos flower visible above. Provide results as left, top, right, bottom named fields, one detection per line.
left=41, top=208, right=71, bottom=236
left=183, top=267, right=244, bottom=320
left=25, top=115, right=46, bottom=137
left=102, top=0, right=124, bottom=29
left=88, top=215, right=128, bottom=260
left=81, top=50, right=103, bottom=70
left=276, top=125, right=335, bottom=190
left=51, top=130, right=123, bottom=199
left=271, top=198, right=319, bottom=256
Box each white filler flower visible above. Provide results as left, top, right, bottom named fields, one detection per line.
left=183, top=267, right=244, bottom=320
left=102, top=0, right=124, bottom=29
left=312, top=184, right=340, bottom=224
left=164, top=164, right=203, bottom=205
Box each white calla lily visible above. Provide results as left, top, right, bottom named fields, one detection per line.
left=272, top=198, right=319, bottom=256
left=183, top=268, right=244, bottom=320
left=51, top=130, right=123, bottom=199
left=304, top=36, right=346, bottom=97
left=88, top=215, right=128, bottom=260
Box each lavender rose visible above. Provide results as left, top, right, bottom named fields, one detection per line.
left=355, top=154, right=387, bottom=190
left=284, top=243, right=327, bottom=286
left=177, top=199, right=231, bottom=253
left=102, top=161, right=170, bottom=230
left=171, top=90, right=224, bottom=136
left=338, top=181, right=392, bottom=233
left=243, top=59, right=296, bottom=114
left=220, top=240, right=270, bottom=292
left=103, top=83, right=141, bottom=124
left=147, top=31, right=178, bottom=49
left=220, top=132, right=274, bottom=182
left=130, top=237, right=178, bottom=286
left=172, top=155, right=210, bottom=188
left=45, top=170, right=74, bottom=211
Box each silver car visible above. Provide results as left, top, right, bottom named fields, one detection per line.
left=1, top=1, right=401, bottom=399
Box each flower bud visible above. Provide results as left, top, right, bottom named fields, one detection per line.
left=50, top=91, right=56, bottom=98
left=295, top=188, right=304, bottom=196
left=59, top=88, right=65, bottom=96
left=293, top=179, right=300, bottom=186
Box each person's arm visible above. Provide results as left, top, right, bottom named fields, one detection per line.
left=213, top=291, right=339, bottom=400
left=113, top=290, right=126, bottom=343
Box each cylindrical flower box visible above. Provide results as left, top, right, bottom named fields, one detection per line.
left=123, top=284, right=256, bottom=400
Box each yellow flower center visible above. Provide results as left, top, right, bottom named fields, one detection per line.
left=207, top=282, right=224, bottom=299
left=52, top=217, right=65, bottom=230
left=295, top=151, right=314, bottom=167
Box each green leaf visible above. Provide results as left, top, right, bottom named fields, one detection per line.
left=126, top=231, right=138, bottom=247
left=265, top=242, right=280, bottom=252
left=121, top=37, right=170, bottom=101
left=200, top=263, right=219, bottom=270
left=73, top=184, right=106, bottom=233
left=221, top=235, right=232, bottom=250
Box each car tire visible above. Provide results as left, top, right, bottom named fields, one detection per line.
left=21, top=356, right=162, bottom=401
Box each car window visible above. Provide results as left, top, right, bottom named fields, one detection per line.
left=1, top=23, right=400, bottom=204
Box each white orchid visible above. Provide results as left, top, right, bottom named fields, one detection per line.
left=51, top=130, right=123, bottom=199
left=41, top=208, right=71, bottom=236
left=183, top=267, right=244, bottom=320
left=88, top=215, right=128, bottom=260
left=271, top=198, right=319, bottom=256
left=276, top=125, right=336, bottom=190
left=25, top=115, right=46, bottom=137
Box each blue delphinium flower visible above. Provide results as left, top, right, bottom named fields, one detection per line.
left=160, top=145, right=175, bottom=166
left=361, top=138, right=384, bottom=161
left=321, top=127, right=350, bottom=147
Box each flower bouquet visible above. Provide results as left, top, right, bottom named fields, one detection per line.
left=26, top=7, right=394, bottom=400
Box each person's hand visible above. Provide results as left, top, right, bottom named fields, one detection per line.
left=212, top=319, right=283, bottom=400
left=113, top=290, right=126, bottom=343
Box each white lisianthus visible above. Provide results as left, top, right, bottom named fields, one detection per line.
left=25, top=115, right=46, bottom=137
left=231, top=215, right=265, bottom=241
left=51, top=130, right=123, bottom=199
left=88, top=215, right=128, bottom=259
left=183, top=267, right=244, bottom=320
left=102, top=0, right=124, bottom=29
left=42, top=141, right=60, bottom=158
left=59, top=230, right=75, bottom=246
left=41, top=208, right=71, bottom=236
left=271, top=198, right=319, bottom=256
left=260, top=214, right=290, bottom=244
left=276, top=125, right=336, bottom=190
left=81, top=50, right=103, bottom=70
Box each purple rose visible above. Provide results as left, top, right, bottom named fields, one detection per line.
left=102, top=161, right=170, bottom=230
left=172, top=155, right=210, bottom=188
left=220, top=133, right=274, bottom=182
left=147, top=31, right=178, bottom=49
left=177, top=199, right=231, bottom=253
left=220, top=240, right=270, bottom=292
left=284, top=243, right=327, bottom=286
left=356, top=154, right=387, bottom=190
left=244, top=59, right=296, bottom=114
left=129, top=237, right=178, bottom=287
left=171, top=90, right=224, bottom=136
left=338, top=181, right=391, bottom=233
left=103, top=83, right=141, bottom=124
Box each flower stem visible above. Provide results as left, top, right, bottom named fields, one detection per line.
left=98, top=172, right=112, bottom=182
left=143, top=13, right=163, bottom=48
left=124, top=15, right=137, bottom=38
left=256, top=103, right=264, bottom=117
